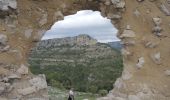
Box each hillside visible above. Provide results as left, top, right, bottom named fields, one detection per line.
left=28, top=34, right=123, bottom=93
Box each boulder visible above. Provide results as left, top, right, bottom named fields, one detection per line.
left=16, top=64, right=29, bottom=75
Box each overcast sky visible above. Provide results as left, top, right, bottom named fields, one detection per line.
left=42, top=10, right=120, bottom=43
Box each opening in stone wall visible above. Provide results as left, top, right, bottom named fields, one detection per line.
left=28, top=10, right=123, bottom=99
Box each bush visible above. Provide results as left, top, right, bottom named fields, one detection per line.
left=98, top=90, right=108, bottom=96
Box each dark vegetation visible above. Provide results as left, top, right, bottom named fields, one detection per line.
left=28, top=40, right=123, bottom=94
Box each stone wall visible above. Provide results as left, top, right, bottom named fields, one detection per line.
left=0, top=0, right=170, bottom=100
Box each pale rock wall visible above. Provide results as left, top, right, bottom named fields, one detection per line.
left=0, top=0, right=170, bottom=100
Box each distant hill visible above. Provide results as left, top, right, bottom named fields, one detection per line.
left=28, top=34, right=123, bottom=93
left=108, top=41, right=123, bottom=50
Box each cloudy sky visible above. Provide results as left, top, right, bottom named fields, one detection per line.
left=42, top=10, right=120, bottom=43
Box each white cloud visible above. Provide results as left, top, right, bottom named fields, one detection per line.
left=42, top=10, right=120, bottom=43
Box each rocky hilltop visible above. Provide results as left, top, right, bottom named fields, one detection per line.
left=38, top=34, right=97, bottom=48
left=29, top=34, right=123, bottom=94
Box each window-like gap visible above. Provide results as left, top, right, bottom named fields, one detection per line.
left=28, top=10, right=123, bottom=99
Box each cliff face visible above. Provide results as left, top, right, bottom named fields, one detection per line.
left=0, top=0, right=170, bottom=100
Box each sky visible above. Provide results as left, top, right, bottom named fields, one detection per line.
left=42, top=10, right=120, bottom=43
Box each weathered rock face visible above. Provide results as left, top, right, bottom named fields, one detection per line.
left=0, top=0, right=17, bottom=11
left=0, top=0, right=170, bottom=100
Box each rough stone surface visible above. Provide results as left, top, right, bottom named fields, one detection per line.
left=29, top=75, right=47, bottom=91
left=164, top=70, right=170, bottom=76
left=16, top=64, right=29, bottom=75
left=17, top=86, right=36, bottom=96
left=0, top=0, right=17, bottom=11
left=136, top=57, right=145, bottom=69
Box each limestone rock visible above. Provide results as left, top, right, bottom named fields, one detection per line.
left=145, top=41, right=157, bottom=48
left=122, top=70, right=132, bottom=80
left=0, top=84, right=5, bottom=94
left=107, top=13, right=121, bottom=19
left=136, top=57, right=145, bottom=69
left=0, top=34, right=9, bottom=52
left=114, top=78, right=125, bottom=89
left=121, top=49, right=132, bottom=57
left=152, top=26, right=162, bottom=36
left=153, top=17, right=162, bottom=26
left=137, top=0, right=144, bottom=2
left=25, top=29, right=33, bottom=39
left=128, top=95, right=141, bottom=100
left=111, top=0, right=125, bottom=8
left=123, top=40, right=136, bottom=46
left=160, top=4, right=170, bottom=16
left=151, top=52, right=161, bottom=64
left=0, top=82, right=11, bottom=94
left=0, top=34, right=8, bottom=46
left=105, top=0, right=111, bottom=5
left=33, top=30, right=46, bottom=42
left=29, top=75, right=47, bottom=91
left=120, top=30, right=136, bottom=38
left=133, top=9, right=141, bottom=17
left=27, top=98, right=47, bottom=100
left=53, top=11, right=64, bottom=21
left=16, top=64, right=29, bottom=75
left=17, top=86, right=36, bottom=95
left=0, top=0, right=17, bottom=11
left=39, top=13, right=48, bottom=26
left=164, top=70, right=170, bottom=76
left=8, top=73, right=21, bottom=79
